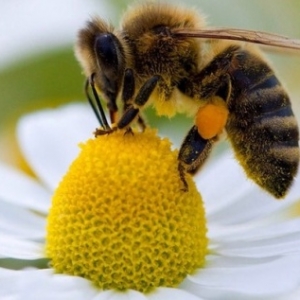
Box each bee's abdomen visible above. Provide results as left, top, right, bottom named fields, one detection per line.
left=226, top=50, right=299, bottom=198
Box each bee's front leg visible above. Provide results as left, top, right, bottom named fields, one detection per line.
left=115, top=74, right=161, bottom=131
left=94, top=126, right=118, bottom=136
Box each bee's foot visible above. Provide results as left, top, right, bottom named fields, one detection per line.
left=180, top=185, right=189, bottom=192
left=94, top=127, right=117, bottom=137
left=124, top=127, right=134, bottom=136
left=178, top=163, right=189, bottom=192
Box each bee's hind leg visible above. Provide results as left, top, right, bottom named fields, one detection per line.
left=178, top=125, right=216, bottom=191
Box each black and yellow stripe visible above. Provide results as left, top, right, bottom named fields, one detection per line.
left=226, top=49, right=299, bottom=198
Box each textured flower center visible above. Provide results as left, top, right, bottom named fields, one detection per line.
left=46, top=129, right=208, bottom=292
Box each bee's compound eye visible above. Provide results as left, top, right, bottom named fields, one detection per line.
left=93, top=33, right=125, bottom=97
left=94, top=33, right=119, bottom=69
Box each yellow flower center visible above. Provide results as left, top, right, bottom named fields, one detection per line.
left=46, top=129, right=208, bottom=292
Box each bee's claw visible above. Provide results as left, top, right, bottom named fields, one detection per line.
left=94, top=127, right=117, bottom=137
left=124, top=127, right=134, bottom=136
left=94, top=126, right=134, bottom=137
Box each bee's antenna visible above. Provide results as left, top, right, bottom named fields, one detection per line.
left=85, top=74, right=110, bottom=130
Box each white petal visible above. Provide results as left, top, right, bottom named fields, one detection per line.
left=207, top=187, right=275, bottom=225
left=181, top=254, right=300, bottom=299
left=0, top=234, right=44, bottom=259
left=209, top=219, right=300, bottom=257
left=20, top=271, right=97, bottom=300
left=17, top=103, right=98, bottom=190
left=0, top=200, right=45, bottom=239
left=0, top=162, right=50, bottom=213
left=198, top=155, right=300, bottom=225
left=214, top=234, right=300, bottom=258
left=148, top=287, right=204, bottom=300
left=208, top=187, right=300, bottom=226
left=0, top=268, right=19, bottom=299
left=3, top=268, right=98, bottom=300
left=0, top=269, right=204, bottom=300
left=196, top=152, right=256, bottom=216
left=197, top=152, right=300, bottom=225
left=282, top=286, right=300, bottom=300
left=201, top=253, right=276, bottom=268
left=210, top=219, right=300, bottom=242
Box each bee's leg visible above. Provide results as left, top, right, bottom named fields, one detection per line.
left=108, top=105, right=118, bottom=125
left=122, top=69, right=135, bottom=111
left=119, top=68, right=135, bottom=135
left=178, top=125, right=216, bottom=191
left=136, top=116, right=147, bottom=131
left=177, top=69, right=231, bottom=190
left=117, top=75, right=161, bottom=130
left=122, top=69, right=147, bottom=132
left=95, top=75, right=159, bottom=136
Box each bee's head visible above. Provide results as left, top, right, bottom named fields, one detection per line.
left=75, top=18, right=126, bottom=111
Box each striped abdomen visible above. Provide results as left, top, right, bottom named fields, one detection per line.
left=226, top=48, right=299, bottom=198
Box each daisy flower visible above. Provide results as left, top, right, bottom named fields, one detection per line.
left=0, top=103, right=300, bottom=300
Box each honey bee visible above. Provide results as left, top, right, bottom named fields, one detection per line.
left=75, top=2, right=300, bottom=199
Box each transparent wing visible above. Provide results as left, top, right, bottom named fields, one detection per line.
left=173, top=28, right=300, bottom=50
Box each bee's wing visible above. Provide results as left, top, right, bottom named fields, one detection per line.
left=173, top=28, right=300, bottom=50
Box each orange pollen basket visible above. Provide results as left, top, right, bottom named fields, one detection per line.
left=195, top=99, right=229, bottom=139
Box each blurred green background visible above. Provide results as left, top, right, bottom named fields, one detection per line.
left=1, top=0, right=300, bottom=165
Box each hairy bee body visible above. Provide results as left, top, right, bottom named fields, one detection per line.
left=225, top=46, right=299, bottom=198
left=76, top=2, right=299, bottom=198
